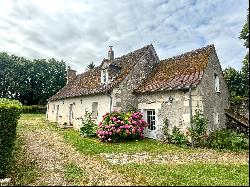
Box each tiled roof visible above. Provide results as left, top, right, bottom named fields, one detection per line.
left=134, top=45, right=214, bottom=93
left=49, top=45, right=151, bottom=101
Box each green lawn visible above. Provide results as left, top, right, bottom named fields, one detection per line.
left=9, top=114, right=249, bottom=186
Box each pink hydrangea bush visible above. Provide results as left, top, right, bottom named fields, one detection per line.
left=96, top=111, right=147, bottom=142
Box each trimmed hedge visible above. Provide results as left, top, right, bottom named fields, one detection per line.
left=0, top=98, right=22, bottom=178
left=22, top=105, right=46, bottom=113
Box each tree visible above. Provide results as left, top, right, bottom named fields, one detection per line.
left=85, top=61, right=95, bottom=71
left=239, top=8, right=249, bottom=98
left=239, top=8, right=249, bottom=49
left=223, top=67, right=244, bottom=99
left=224, top=8, right=250, bottom=100
left=0, top=52, right=67, bottom=105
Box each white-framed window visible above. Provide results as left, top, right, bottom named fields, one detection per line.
left=146, top=110, right=156, bottom=130
left=214, top=73, right=220, bottom=93
left=92, top=102, right=98, bottom=119
left=101, top=69, right=108, bottom=84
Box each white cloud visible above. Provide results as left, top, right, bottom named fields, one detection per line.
left=0, top=0, right=248, bottom=73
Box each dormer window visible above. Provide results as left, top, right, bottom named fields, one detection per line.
left=101, top=69, right=108, bottom=84
left=214, top=73, right=220, bottom=93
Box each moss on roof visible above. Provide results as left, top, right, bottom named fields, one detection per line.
left=134, top=45, right=214, bottom=93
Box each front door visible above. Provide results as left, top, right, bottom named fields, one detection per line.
left=144, top=110, right=157, bottom=139
left=69, top=104, right=73, bottom=126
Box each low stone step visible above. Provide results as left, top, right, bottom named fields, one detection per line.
left=58, top=125, right=73, bottom=129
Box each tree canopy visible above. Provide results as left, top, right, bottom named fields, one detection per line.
left=0, top=52, right=66, bottom=105
left=224, top=8, right=249, bottom=100
left=239, top=8, right=249, bottom=49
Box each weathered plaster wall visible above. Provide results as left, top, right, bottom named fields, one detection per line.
left=196, top=49, right=230, bottom=132
left=137, top=89, right=202, bottom=140
left=47, top=94, right=110, bottom=129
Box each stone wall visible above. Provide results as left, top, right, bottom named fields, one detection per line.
left=230, top=99, right=249, bottom=119
left=135, top=48, right=230, bottom=140
left=136, top=89, right=203, bottom=140
left=196, top=49, right=230, bottom=132
left=117, top=45, right=159, bottom=111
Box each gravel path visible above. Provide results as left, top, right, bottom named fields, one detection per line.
left=100, top=151, right=249, bottom=165
left=20, top=120, right=133, bottom=186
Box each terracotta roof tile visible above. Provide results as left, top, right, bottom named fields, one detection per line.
left=49, top=45, right=151, bottom=101
left=134, top=45, right=214, bottom=93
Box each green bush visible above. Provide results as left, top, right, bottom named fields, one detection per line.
left=79, top=111, right=98, bottom=137
left=207, top=128, right=249, bottom=151
left=170, top=126, right=188, bottom=147
left=22, top=105, right=46, bottom=113
left=0, top=98, right=22, bottom=178
left=188, top=109, right=208, bottom=147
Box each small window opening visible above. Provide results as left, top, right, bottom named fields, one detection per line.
left=214, top=74, right=220, bottom=93
left=92, top=102, right=98, bottom=119
left=101, top=69, right=108, bottom=84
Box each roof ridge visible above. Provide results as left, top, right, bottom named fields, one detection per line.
left=113, top=44, right=151, bottom=62
left=160, top=44, right=214, bottom=63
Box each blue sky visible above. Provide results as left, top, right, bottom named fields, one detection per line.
left=0, top=0, right=248, bottom=73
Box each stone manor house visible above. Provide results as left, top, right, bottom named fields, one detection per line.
left=47, top=44, right=229, bottom=140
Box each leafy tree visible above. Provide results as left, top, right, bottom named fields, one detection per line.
left=241, top=54, right=249, bottom=97
left=223, top=67, right=244, bottom=99
left=239, top=8, right=249, bottom=98
left=224, top=8, right=249, bottom=99
left=0, top=52, right=67, bottom=105
left=85, top=61, right=95, bottom=71
left=239, top=8, right=249, bottom=48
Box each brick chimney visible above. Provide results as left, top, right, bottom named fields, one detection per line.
left=67, top=66, right=76, bottom=84
left=108, top=46, right=114, bottom=61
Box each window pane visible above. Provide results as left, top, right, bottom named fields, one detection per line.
left=146, top=110, right=156, bottom=131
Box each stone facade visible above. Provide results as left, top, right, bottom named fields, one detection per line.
left=134, top=49, right=230, bottom=139
left=47, top=44, right=229, bottom=140
left=136, top=88, right=204, bottom=140
left=196, top=49, right=230, bottom=132
left=117, top=45, right=159, bottom=111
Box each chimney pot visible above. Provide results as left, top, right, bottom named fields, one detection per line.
left=67, top=66, right=77, bottom=84
left=108, top=45, right=114, bottom=61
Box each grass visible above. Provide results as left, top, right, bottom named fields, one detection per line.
left=6, top=134, right=39, bottom=185
left=9, top=114, right=249, bottom=186
left=51, top=121, right=248, bottom=156
left=63, top=163, right=88, bottom=185
left=50, top=122, right=220, bottom=156
left=114, top=163, right=249, bottom=186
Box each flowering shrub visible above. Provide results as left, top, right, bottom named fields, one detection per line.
left=96, top=111, right=147, bottom=142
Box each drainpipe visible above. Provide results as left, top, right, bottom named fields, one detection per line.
left=189, top=86, right=194, bottom=148
left=107, top=91, right=112, bottom=113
